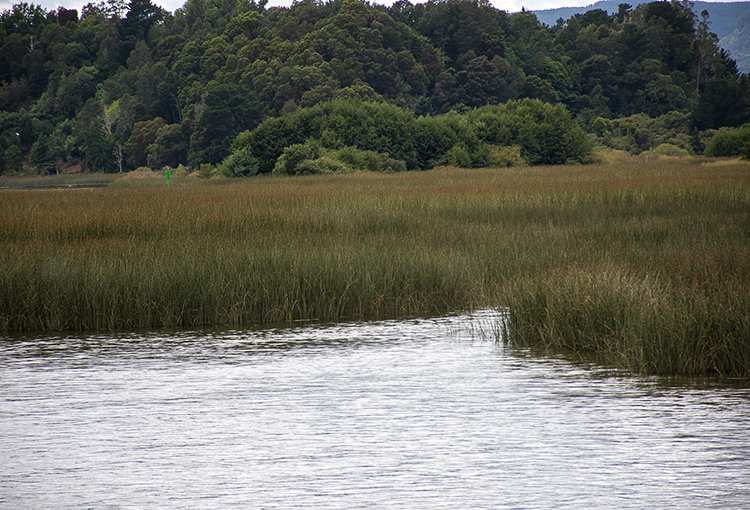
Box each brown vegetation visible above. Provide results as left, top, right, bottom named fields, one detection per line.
left=1, top=159, right=749, bottom=378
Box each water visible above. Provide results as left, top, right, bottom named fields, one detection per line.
left=1, top=309, right=749, bottom=509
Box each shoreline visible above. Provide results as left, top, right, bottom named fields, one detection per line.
left=2, top=161, right=749, bottom=378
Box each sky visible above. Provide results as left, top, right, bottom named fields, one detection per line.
left=0, top=0, right=623, bottom=19
left=2, top=0, right=748, bottom=22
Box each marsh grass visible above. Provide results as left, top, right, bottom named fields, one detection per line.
left=0, top=173, right=118, bottom=188
left=1, top=161, right=749, bottom=377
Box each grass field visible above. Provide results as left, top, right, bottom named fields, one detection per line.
left=1, top=159, right=749, bottom=378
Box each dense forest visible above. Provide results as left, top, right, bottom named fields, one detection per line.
left=534, top=0, right=750, bottom=73
left=1, top=0, right=750, bottom=176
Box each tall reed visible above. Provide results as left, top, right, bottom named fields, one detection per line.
left=1, top=161, right=749, bottom=377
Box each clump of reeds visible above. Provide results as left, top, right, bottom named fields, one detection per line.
left=1, top=160, right=749, bottom=378
left=0, top=177, right=496, bottom=331
left=502, top=263, right=750, bottom=377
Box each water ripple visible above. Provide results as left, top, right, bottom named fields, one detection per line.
left=1, top=310, right=748, bottom=509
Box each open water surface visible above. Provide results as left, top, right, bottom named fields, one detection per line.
left=1, top=309, right=749, bottom=509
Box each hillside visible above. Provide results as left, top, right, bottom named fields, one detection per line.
left=721, top=7, right=750, bottom=72
left=2, top=0, right=750, bottom=177
left=533, top=0, right=750, bottom=73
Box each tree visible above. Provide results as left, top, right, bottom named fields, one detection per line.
left=615, top=3, right=632, bottom=24
left=189, top=83, right=266, bottom=165
left=458, top=55, right=518, bottom=106
left=75, top=99, right=117, bottom=172
left=694, top=9, right=719, bottom=93
left=694, top=50, right=750, bottom=130
left=147, top=122, right=188, bottom=168
left=218, top=147, right=260, bottom=177
left=101, top=97, right=134, bottom=172
left=121, top=0, right=163, bottom=40
left=124, top=117, right=166, bottom=168
left=3, top=144, right=23, bottom=174
left=466, top=99, right=590, bottom=165
left=29, top=134, right=61, bottom=174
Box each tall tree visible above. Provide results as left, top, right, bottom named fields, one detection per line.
left=188, top=83, right=266, bottom=165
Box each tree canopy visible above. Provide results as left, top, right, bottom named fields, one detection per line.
left=1, top=0, right=749, bottom=175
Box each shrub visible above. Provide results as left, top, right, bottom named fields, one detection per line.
left=591, top=116, right=614, bottom=137
left=592, top=111, right=694, bottom=155
left=234, top=98, right=590, bottom=174
left=336, top=146, right=407, bottom=172
left=448, top=144, right=473, bottom=167
left=466, top=99, right=591, bottom=165
left=704, top=125, right=750, bottom=157
left=644, top=143, right=690, bottom=157
left=173, top=164, right=189, bottom=177
left=742, top=141, right=750, bottom=161
left=218, top=148, right=260, bottom=177
left=197, top=163, right=216, bottom=178
left=272, top=140, right=321, bottom=175
left=488, top=145, right=525, bottom=167
left=295, top=154, right=353, bottom=174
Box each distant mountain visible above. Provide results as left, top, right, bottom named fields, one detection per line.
left=721, top=7, right=750, bottom=73
left=533, top=1, right=750, bottom=73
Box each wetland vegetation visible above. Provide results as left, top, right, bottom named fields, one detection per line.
left=2, top=157, right=749, bottom=378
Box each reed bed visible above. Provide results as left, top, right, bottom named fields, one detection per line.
left=1, top=160, right=749, bottom=378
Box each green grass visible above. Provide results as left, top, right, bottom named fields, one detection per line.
left=1, top=160, right=749, bottom=378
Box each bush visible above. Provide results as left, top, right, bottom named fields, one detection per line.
left=336, top=146, right=407, bottom=172
left=173, top=164, right=189, bottom=177
left=644, top=143, right=690, bottom=157
left=235, top=99, right=419, bottom=173
left=591, top=117, right=614, bottom=137
left=295, top=154, right=353, bottom=175
left=704, top=125, right=750, bottom=157
left=466, top=99, right=591, bottom=165
left=742, top=141, right=750, bottom=161
left=233, top=98, right=590, bottom=175
left=197, top=163, right=216, bottom=178
left=592, top=111, right=694, bottom=155
left=272, top=140, right=321, bottom=176
left=448, top=144, right=472, bottom=167
left=488, top=145, right=525, bottom=167
left=218, top=148, right=260, bottom=177
left=272, top=144, right=406, bottom=176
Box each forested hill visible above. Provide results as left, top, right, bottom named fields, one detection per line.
left=1, top=0, right=750, bottom=177
left=533, top=1, right=750, bottom=73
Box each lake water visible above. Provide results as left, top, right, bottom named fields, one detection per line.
left=1, top=309, right=749, bottom=509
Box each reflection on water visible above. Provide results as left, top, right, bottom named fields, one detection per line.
left=1, top=309, right=749, bottom=509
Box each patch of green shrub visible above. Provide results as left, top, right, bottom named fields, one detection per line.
left=588, top=111, right=694, bottom=155
left=643, top=143, right=691, bottom=157
left=448, top=144, right=473, bottom=167
left=273, top=140, right=321, bottom=176
left=197, top=163, right=217, bottom=178
left=233, top=98, right=590, bottom=174
left=704, top=124, right=750, bottom=157
left=488, top=145, right=525, bottom=167
left=295, top=154, right=353, bottom=175
left=218, top=148, right=260, bottom=177
left=337, top=146, right=407, bottom=172
left=173, top=164, right=189, bottom=177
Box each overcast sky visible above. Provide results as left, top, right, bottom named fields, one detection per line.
left=2, top=0, right=748, bottom=23
left=0, top=0, right=627, bottom=19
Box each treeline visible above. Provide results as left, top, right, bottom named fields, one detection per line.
left=1, top=0, right=749, bottom=176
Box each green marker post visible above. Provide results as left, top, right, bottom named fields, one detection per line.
left=166, top=167, right=171, bottom=187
